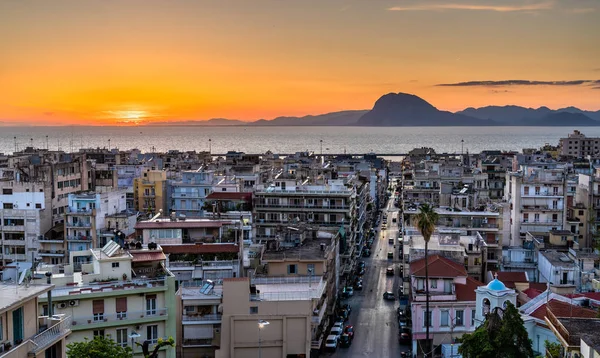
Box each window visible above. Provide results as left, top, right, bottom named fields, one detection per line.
left=553, top=187, right=559, bottom=195
left=2, top=188, right=12, bottom=195
left=146, top=295, right=157, bottom=315
left=287, top=264, right=298, bottom=274
left=423, top=311, right=432, bottom=327
left=35, top=203, right=42, bottom=209
left=456, top=310, right=464, bottom=326
left=116, top=328, right=128, bottom=348
left=3, top=203, right=13, bottom=209
left=147, top=325, right=158, bottom=345
left=524, top=187, right=529, bottom=195
left=471, top=309, right=476, bottom=326
left=535, top=186, right=540, bottom=195
left=430, top=279, right=437, bottom=289
left=440, top=311, right=449, bottom=326
left=92, top=300, right=104, bottom=321
left=112, top=262, right=120, bottom=268
left=417, top=279, right=424, bottom=291
left=534, top=213, right=540, bottom=222
left=307, top=264, right=315, bottom=274
left=552, top=214, right=558, bottom=223
left=116, top=297, right=127, bottom=319
left=93, top=330, right=105, bottom=337
left=523, top=213, right=529, bottom=222
left=249, top=306, right=258, bottom=314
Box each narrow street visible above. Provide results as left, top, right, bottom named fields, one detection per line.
left=327, top=188, right=411, bottom=357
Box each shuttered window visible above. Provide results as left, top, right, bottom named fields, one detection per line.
left=116, top=297, right=127, bottom=312
left=92, top=300, right=104, bottom=314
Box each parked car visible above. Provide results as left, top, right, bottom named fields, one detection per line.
left=344, top=325, right=355, bottom=340
left=356, top=267, right=365, bottom=276
left=357, top=261, right=366, bottom=269
left=386, top=267, right=395, bottom=276
left=354, top=280, right=363, bottom=290
left=389, top=237, right=394, bottom=244
left=362, top=249, right=371, bottom=257
left=339, top=333, right=352, bottom=348
left=345, top=286, right=354, bottom=297
left=399, top=328, right=412, bottom=344
left=325, top=335, right=338, bottom=350
left=342, top=304, right=352, bottom=315
left=330, top=326, right=344, bottom=337
left=388, top=251, right=394, bottom=259
left=383, top=291, right=396, bottom=300
left=398, top=314, right=409, bottom=327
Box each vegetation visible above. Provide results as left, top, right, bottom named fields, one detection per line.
left=413, top=203, right=439, bottom=356
left=545, top=341, right=562, bottom=358
left=458, top=302, right=534, bottom=358
left=135, top=336, right=175, bottom=358
left=67, top=336, right=132, bottom=358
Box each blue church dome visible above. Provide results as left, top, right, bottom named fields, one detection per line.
left=486, top=278, right=507, bottom=291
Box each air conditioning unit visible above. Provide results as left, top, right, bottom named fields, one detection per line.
left=58, top=302, right=68, bottom=309
left=69, top=300, right=79, bottom=307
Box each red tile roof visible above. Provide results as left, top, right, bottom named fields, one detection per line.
left=522, top=288, right=543, bottom=299
left=530, top=299, right=598, bottom=321
left=410, top=255, right=467, bottom=278
left=455, top=276, right=483, bottom=301
left=130, top=251, right=166, bottom=262
left=528, top=282, right=548, bottom=291
left=135, top=220, right=233, bottom=229
left=565, top=292, right=600, bottom=301
left=206, top=192, right=252, bottom=200
left=161, top=243, right=239, bottom=254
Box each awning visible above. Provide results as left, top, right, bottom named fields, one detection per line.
left=131, top=251, right=166, bottom=262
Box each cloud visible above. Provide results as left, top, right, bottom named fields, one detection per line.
left=593, top=87, right=600, bottom=90
left=490, top=89, right=514, bottom=94
left=569, top=7, right=596, bottom=13
left=388, top=1, right=554, bottom=12
left=436, top=80, right=599, bottom=87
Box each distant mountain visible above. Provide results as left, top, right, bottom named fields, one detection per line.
left=357, top=92, right=493, bottom=126
left=146, top=118, right=246, bottom=126
left=457, top=105, right=600, bottom=124
left=523, top=112, right=600, bottom=126
left=250, top=110, right=367, bottom=126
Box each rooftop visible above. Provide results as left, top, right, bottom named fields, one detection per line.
left=0, top=283, right=53, bottom=314
left=455, top=276, right=483, bottom=301
left=410, top=254, right=467, bottom=278
left=557, top=317, right=600, bottom=349
left=206, top=192, right=252, bottom=200
left=135, top=218, right=236, bottom=230
left=262, top=237, right=334, bottom=261
left=530, top=299, right=598, bottom=321
left=252, top=276, right=326, bottom=301
left=540, top=250, right=575, bottom=268
left=161, top=243, right=239, bottom=255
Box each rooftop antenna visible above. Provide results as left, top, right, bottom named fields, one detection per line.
left=13, top=136, right=17, bottom=153
left=46, top=135, right=49, bottom=150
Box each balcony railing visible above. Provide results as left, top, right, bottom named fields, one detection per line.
left=30, top=315, right=72, bottom=354
left=182, top=313, right=222, bottom=322
left=51, top=277, right=167, bottom=297
left=66, top=221, right=92, bottom=228
left=521, top=220, right=560, bottom=225
left=39, top=250, right=66, bottom=256
left=182, top=338, right=214, bottom=347
left=66, top=235, right=91, bottom=241
left=254, top=204, right=349, bottom=210
left=67, top=208, right=93, bottom=214
left=71, top=309, right=167, bottom=327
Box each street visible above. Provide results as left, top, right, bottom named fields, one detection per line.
left=328, top=188, right=411, bottom=357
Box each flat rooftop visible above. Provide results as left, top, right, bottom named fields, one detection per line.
left=0, top=283, right=53, bottom=314
left=262, top=237, right=333, bottom=261
left=404, top=235, right=467, bottom=253
left=252, top=276, right=325, bottom=301
left=540, top=251, right=574, bottom=268
left=558, top=317, right=600, bottom=350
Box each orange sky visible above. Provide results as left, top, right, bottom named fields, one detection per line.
left=1, top=0, right=599, bottom=126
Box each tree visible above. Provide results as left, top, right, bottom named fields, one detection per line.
left=413, top=203, right=438, bottom=357
left=458, top=302, right=534, bottom=358
left=135, top=337, right=175, bottom=358
left=67, top=336, right=132, bottom=358
left=545, top=341, right=562, bottom=358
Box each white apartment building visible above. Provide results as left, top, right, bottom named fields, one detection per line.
left=36, top=241, right=177, bottom=358
left=506, top=167, right=568, bottom=247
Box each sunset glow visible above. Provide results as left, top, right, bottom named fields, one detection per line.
left=1, top=0, right=599, bottom=126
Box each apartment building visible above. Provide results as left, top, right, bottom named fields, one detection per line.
left=168, top=170, right=214, bottom=218
left=164, top=243, right=242, bottom=283
left=409, top=255, right=483, bottom=356
left=0, top=186, right=49, bottom=265
left=37, top=241, right=177, bottom=358
left=134, top=169, right=167, bottom=215
left=253, top=175, right=363, bottom=280
left=0, top=276, right=70, bottom=358
left=506, top=167, right=568, bottom=247
left=559, top=130, right=600, bottom=158
left=176, top=280, right=223, bottom=358
left=215, top=276, right=325, bottom=358
left=136, top=217, right=250, bottom=246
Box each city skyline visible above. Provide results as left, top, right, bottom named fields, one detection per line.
left=1, top=0, right=599, bottom=125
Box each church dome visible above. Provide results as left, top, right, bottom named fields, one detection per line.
left=486, top=278, right=507, bottom=291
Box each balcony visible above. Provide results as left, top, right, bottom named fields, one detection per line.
left=182, top=338, right=214, bottom=347
left=312, top=301, right=328, bottom=324
left=39, top=250, right=65, bottom=257
left=254, top=203, right=350, bottom=211
left=1, top=225, right=24, bottom=232
left=67, top=208, right=94, bottom=215
left=66, top=235, right=91, bottom=242
left=521, top=205, right=563, bottom=212
left=50, top=277, right=167, bottom=298
left=70, top=309, right=167, bottom=329
left=182, top=313, right=222, bottom=324
left=66, top=221, right=92, bottom=229
left=29, top=315, right=72, bottom=355
left=521, top=220, right=560, bottom=225
left=39, top=236, right=64, bottom=243
left=413, top=290, right=456, bottom=302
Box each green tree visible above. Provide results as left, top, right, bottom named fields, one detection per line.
left=135, top=336, right=175, bottom=358
left=413, top=203, right=438, bottom=357
left=545, top=341, right=562, bottom=358
left=67, top=336, right=132, bottom=358
left=458, top=302, right=534, bottom=358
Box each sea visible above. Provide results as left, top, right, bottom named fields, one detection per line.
left=1, top=126, right=598, bottom=157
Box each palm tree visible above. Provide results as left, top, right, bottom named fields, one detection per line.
left=414, top=203, right=438, bottom=357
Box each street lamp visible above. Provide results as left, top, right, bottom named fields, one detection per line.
left=129, top=331, right=141, bottom=354
left=258, top=320, right=270, bottom=358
